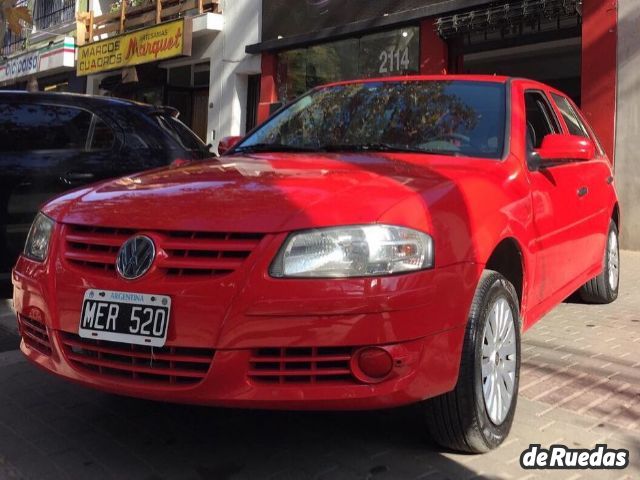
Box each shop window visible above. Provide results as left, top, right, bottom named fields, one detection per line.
left=167, top=63, right=211, bottom=88
left=193, top=62, right=210, bottom=87
left=0, top=103, right=91, bottom=152
left=169, top=65, right=192, bottom=87
left=359, top=28, right=419, bottom=77
left=277, top=27, right=419, bottom=101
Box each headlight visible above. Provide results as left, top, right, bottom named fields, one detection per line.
left=270, top=225, right=434, bottom=278
left=24, top=213, right=55, bottom=262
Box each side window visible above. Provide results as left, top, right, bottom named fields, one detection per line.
left=89, top=116, right=115, bottom=150
left=551, top=93, right=590, bottom=138
left=524, top=91, right=560, bottom=150
left=551, top=93, right=604, bottom=156
left=155, top=115, right=205, bottom=151
left=0, top=103, right=91, bottom=152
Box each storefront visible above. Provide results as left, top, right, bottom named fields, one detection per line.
left=247, top=0, right=614, bottom=160
left=80, top=15, right=226, bottom=141
left=0, top=37, right=83, bottom=92
left=247, top=0, right=634, bottom=246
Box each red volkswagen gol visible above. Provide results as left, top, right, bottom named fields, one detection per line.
left=12, top=76, right=620, bottom=453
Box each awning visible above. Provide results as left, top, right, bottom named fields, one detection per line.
left=246, top=0, right=495, bottom=54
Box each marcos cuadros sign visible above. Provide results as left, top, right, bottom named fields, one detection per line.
left=77, top=19, right=192, bottom=76
left=0, top=51, right=39, bottom=82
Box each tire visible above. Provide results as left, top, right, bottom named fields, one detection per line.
left=579, top=220, right=619, bottom=304
left=423, top=270, right=521, bottom=453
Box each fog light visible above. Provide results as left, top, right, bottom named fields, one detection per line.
left=354, top=347, right=393, bottom=382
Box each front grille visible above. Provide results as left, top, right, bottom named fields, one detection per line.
left=249, top=346, right=355, bottom=384
left=63, top=224, right=264, bottom=277
left=18, top=315, right=52, bottom=356
left=59, top=332, right=214, bottom=386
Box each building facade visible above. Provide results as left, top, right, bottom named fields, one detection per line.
left=0, top=0, right=86, bottom=92
left=615, top=0, right=640, bottom=250
left=1, top=0, right=261, bottom=146
left=82, top=0, right=261, bottom=145
left=248, top=0, right=640, bottom=249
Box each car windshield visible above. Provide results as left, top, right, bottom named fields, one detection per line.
left=236, top=80, right=507, bottom=159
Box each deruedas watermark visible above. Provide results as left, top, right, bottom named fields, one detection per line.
left=520, top=444, right=629, bottom=470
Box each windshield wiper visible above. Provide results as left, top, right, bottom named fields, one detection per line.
left=232, top=143, right=319, bottom=153
left=320, top=143, right=461, bottom=155
left=415, top=148, right=461, bottom=157
left=233, top=142, right=462, bottom=156
left=320, top=143, right=423, bottom=153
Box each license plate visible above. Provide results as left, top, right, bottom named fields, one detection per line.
left=79, top=289, right=171, bottom=347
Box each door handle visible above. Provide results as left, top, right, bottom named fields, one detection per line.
left=606, top=176, right=614, bottom=185
left=63, top=172, right=95, bottom=184
left=577, top=186, right=589, bottom=198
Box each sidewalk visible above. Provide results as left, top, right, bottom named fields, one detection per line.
left=0, top=253, right=638, bottom=479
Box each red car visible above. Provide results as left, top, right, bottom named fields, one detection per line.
left=12, top=76, right=619, bottom=453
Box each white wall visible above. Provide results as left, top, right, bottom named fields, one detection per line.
left=208, top=0, right=262, bottom=147
left=160, top=0, right=262, bottom=147
left=616, top=0, right=640, bottom=250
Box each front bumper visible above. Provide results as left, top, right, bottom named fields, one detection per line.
left=12, top=248, right=480, bottom=410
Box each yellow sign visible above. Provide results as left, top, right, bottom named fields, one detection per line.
left=77, top=19, right=192, bottom=76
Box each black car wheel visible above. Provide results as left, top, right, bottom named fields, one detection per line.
left=423, top=270, right=521, bottom=453
left=579, top=220, right=619, bottom=304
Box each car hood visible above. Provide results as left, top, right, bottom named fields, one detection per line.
left=43, top=153, right=468, bottom=232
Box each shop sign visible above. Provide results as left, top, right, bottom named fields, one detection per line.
left=0, top=51, right=39, bottom=82
left=0, top=38, right=76, bottom=85
left=77, top=19, right=192, bottom=76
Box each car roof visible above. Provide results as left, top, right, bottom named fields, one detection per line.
left=322, top=74, right=512, bottom=88
left=0, top=90, right=154, bottom=110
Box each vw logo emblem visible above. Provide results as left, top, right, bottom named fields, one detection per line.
left=116, top=235, right=156, bottom=280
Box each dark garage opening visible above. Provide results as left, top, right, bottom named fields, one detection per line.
left=438, top=0, right=582, bottom=104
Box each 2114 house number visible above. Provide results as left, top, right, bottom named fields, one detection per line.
left=379, top=47, right=410, bottom=74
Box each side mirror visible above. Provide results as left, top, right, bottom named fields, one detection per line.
left=537, top=134, right=595, bottom=162
left=217, top=136, right=243, bottom=155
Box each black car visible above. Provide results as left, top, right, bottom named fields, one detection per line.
left=0, top=91, right=213, bottom=283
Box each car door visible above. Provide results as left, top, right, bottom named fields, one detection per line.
left=58, top=112, right=122, bottom=188
left=548, top=92, right=611, bottom=272
left=522, top=88, right=587, bottom=305
left=0, top=101, right=118, bottom=277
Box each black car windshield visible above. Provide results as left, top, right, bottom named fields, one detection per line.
left=235, top=80, right=506, bottom=159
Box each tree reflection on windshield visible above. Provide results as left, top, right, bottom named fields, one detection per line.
left=239, top=81, right=506, bottom=159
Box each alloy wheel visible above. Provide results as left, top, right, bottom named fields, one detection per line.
left=608, top=230, right=619, bottom=291
left=481, top=296, right=517, bottom=425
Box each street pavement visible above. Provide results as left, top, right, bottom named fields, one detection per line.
left=0, top=253, right=638, bottom=480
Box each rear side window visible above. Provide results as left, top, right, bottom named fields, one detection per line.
left=89, top=117, right=115, bottom=150
left=524, top=91, right=560, bottom=149
left=551, top=93, right=590, bottom=138
left=0, top=102, right=91, bottom=152
left=155, top=114, right=205, bottom=151
left=551, top=93, right=605, bottom=156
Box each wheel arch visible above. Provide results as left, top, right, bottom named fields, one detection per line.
left=484, top=237, right=525, bottom=310
left=612, top=202, right=620, bottom=230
